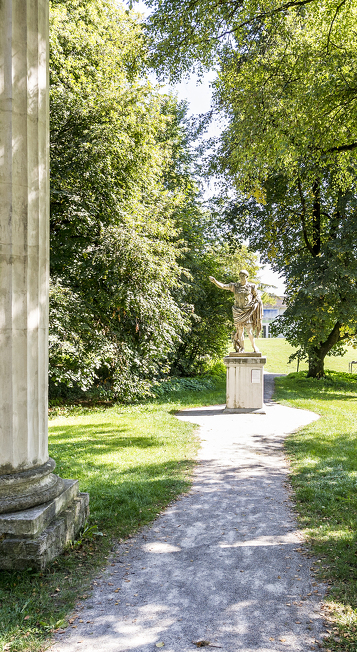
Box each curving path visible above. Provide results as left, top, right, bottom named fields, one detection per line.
left=51, top=373, right=326, bottom=652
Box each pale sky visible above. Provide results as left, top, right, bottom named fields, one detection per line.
left=133, top=2, right=286, bottom=295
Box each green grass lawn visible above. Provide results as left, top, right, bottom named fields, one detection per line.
left=0, top=382, right=225, bottom=652
left=2, top=338, right=357, bottom=652
left=259, top=338, right=357, bottom=375
left=275, top=371, right=357, bottom=651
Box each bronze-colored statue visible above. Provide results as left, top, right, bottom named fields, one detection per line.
left=209, top=270, right=263, bottom=353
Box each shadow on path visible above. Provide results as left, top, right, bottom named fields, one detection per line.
left=51, top=374, right=324, bottom=652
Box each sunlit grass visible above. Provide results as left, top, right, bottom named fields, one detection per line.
left=275, top=371, right=357, bottom=651
left=259, top=338, right=357, bottom=375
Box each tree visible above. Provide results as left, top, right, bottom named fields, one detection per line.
left=50, top=0, right=189, bottom=400
left=139, top=0, right=351, bottom=81
left=216, top=4, right=357, bottom=377
left=140, top=0, right=357, bottom=377
left=156, top=98, right=262, bottom=374
left=49, top=0, right=260, bottom=398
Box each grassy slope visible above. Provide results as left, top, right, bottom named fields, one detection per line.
left=260, top=338, right=357, bottom=375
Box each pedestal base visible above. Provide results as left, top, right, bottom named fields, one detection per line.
left=224, top=354, right=267, bottom=411
left=223, top=406, right=266, bottom=414
left=0, top=480, right=89, bottom=569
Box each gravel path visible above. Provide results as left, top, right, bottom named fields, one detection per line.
left=51, top=373, right=326, bottom=652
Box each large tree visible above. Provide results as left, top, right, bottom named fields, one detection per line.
left=216, top=3, right=357, bottom=377
left=140, top=0, right=357, bottom=377
left=49, top=0, right=259, bottom=398
left=50, top=0, right=189, bottom=399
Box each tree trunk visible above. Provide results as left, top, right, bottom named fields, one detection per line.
left=307, top=351, right=325, bottom=378
left=307, top=321, right=342, bottom=378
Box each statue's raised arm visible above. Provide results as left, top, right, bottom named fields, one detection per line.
left=210, top=270, right=263, bottom=353
left=209, top=276, right=233, bottom=291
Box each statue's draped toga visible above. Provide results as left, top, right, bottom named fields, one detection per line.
left=230, top=281, right=263, bottom=337
left=209, top=270, right=263, bottom=353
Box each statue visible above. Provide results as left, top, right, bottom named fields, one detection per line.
left=209, top=270, right=263, bottom=353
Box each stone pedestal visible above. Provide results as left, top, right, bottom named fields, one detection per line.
left=224, top=353, right=266, bottom=413
left=0, top=0, right=88, bottom=569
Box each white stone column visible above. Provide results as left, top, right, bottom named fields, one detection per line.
left=0, top=0, right=63, bottom=512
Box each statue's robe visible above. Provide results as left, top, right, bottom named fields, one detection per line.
left=229, top=282, right=263, bottom=337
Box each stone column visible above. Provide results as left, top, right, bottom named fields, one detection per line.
left=0, top=0, right=88, bottom=569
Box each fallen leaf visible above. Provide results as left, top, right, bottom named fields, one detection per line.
left=193, top=643, right=210, bottom=648
left=24, top=615, right=30, bottom=620
left=156, top=643, right=165, bottom=648
left=279, top=638, right=286, bottom=642
left=269, top=637, right=275, bottom=641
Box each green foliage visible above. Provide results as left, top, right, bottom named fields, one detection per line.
left=152, top=376, right=217, bottom=396
left=142, top=0, right=357, bottom=377
left=49, top=0, right=261, bottom=397
left=49, top=0, right=191, bottom=400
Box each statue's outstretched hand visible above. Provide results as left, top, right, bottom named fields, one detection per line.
left=209, top=276, right=215, bottom=283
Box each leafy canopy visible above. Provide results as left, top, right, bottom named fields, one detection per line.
left=50, top=0, right=188, bottom=399
left=49, top=0, right=260, bottom=397
left=139, top=0, right=357, bottom=376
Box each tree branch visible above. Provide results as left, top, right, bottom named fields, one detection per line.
left=214, top=0, right=317, bottom=40
left=326, top=141, right=357, bottom=154
left=319, top=321, right=342, bottom=357
left=326, top=0, right=347, bottom=54
left=297, top=178, right=314, bottom=256
left=312, top=180, right=321, bottom=255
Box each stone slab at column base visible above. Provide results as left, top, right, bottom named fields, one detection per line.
left=224, top=406, right=266, bottom=414
left=0, top=480, right=89, bottom=570
left=224, top=353, right=267, bottom=413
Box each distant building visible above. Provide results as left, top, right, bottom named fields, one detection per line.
left=262, top=295, right=286, bottom=338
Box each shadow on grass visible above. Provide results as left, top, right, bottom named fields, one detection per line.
left=49, top=417, right=198, bottom=533
left=50, top=423, right=160, bottom=449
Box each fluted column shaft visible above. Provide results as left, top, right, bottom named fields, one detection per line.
left=0, top=0, right=61, bottom=512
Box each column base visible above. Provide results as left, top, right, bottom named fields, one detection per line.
left=0, top=479, right=89, bottom=570
left=223, top=406, right=266, bottom=414
left=0, top=458, right=65, bottom=514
